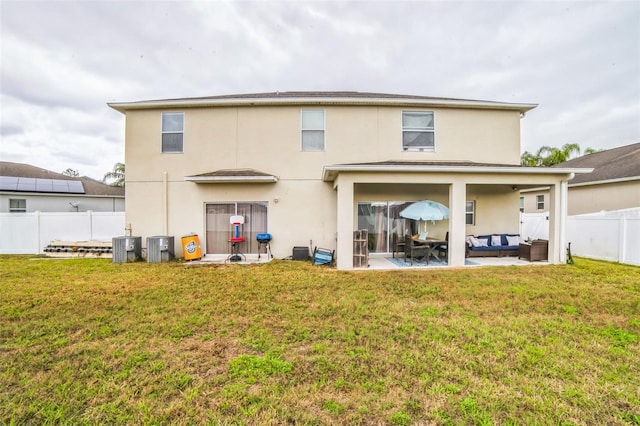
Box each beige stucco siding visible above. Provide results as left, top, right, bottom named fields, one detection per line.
left=568, top=181, right=640, bottom=215
left=125, top=106, right=523, bottom=184
left=124, top=178, right=337, bottom=258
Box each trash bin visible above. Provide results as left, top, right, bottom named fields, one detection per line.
left=181, top=234, right=202, bottom=261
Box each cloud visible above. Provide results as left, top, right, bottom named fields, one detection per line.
left=0, top=0, right=638, bottom=180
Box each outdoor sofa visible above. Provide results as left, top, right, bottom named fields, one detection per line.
left=466, top=234, right=521, bottom=257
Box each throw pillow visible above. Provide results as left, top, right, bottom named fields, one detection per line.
left=466, top=235, right=475, bottom=247
left=491, top=235, right=502, bottom=246
left=506, top=235, right=520, bottom=246
left=477, top=237, right=489, bottom=247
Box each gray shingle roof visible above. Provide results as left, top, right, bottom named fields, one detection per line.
left=0, top=162, right=124, bottom=196
left=551, top=143, right=640, bottom=185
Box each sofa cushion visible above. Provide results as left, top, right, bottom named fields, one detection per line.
left=506, top=235, right=520, bottom=246
left=491, top=235, right=502, bottom=246
left=476, top=237, right=489, bottom=247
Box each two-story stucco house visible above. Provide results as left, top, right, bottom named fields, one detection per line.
left=108, top=92, right=590, bottom=269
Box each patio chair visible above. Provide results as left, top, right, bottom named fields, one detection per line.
left=404, top=234, right=429, bottom=265
left=392, top=233, right=406, bottom=258
left=435, top=232, right=448, bottom=262
left=312, top=247, right=335, bottom=266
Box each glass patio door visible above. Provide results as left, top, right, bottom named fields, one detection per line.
left=357, top=201, right=415, bottom=253
left=205, top=202, right=268, bottom=254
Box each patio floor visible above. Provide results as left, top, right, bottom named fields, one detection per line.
left=193, top=253, right=548, bottom=269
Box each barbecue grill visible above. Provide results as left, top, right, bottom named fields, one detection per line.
left=256, top=233, right=272, bottom=259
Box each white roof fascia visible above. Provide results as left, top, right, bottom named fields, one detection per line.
left=184, top=175, right=279, bottom=183
left=322, top=164, right=593, bottom=181
left=109, top=97, right=537, bottom=114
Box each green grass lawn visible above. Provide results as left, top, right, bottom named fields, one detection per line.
left=1, top=256, right=639, bottom=425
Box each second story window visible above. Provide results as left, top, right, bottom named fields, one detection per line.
left=402, top=111, right=434, bottom=151
left=301, top=110, right=325, bottom=151
left=536, top=195, right=545, bottom=210
left=162, top=112, right=184, bottom=153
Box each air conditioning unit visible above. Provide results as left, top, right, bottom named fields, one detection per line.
left=147, top=236, right=175, bottom=263
left=112, top=236, right=142, bottom=263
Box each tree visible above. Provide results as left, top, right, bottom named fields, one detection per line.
left=520, top=143, right=589, bottom=166
left=61, top=168, right=80, bottom=177
left=103, top=162, right=125, bottom=187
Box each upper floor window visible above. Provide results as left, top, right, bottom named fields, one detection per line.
left=162, top=112, right=184, bottom=153
left=402, top=111, right=434, bottom=151
left=9, top=198, right=26, bottom=213
left=466, top=200, right=475, bottom=225
left=536, top=195, right=545, bottom=210
left=301, top=110, right=325, bottom=151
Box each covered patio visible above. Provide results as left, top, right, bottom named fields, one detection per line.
left=323, top=161, right=592, bottom=270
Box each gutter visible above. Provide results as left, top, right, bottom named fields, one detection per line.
left=108, top=97, right=537, bottom=114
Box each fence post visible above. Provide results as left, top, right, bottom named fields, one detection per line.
left=619, top=216, right=627, bottom=264
left=88, top=210, right=93, bottom=241
left=36, top=211, right=41, bottom=254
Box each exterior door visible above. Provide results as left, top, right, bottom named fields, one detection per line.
left=205, top=202, right=268, bottom=254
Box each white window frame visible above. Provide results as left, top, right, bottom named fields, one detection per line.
left=466, top=200, right=475, bottom=225
left=402, top=110, right=435, bottom=152
left=161, top=112, right=184, bottom=153
left=9, top=198, right=26, bottom=213
left=301, top=110, right=325, bottom=152
left=536, top=195, right=545, bottom=210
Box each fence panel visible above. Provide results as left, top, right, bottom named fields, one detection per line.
left=567, top=217, right=620, bottom=262
left=521, top=210, right=639, bottom=266
left=0, top=211, right=125, bottom=254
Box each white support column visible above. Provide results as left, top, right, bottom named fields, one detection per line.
left=336, top=176, right=355, bottom=270
left=559, top=179, right=569, bottom=263
left=548, top=183, right=561, bottom=263
left=448, top=181, right=467, bottom=267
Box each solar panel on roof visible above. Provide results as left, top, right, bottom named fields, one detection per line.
left=0, top=176, right=85, bottom=194
left=0, top=176, right=19, bottom=191
left=68, top=181, right=84, bottom=193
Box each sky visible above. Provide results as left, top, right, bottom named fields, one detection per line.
left=1, top=0, right=639, bottom=180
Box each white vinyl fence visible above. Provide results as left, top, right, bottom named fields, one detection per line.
left=0, top=211, right=125, bottom=254
left=521, top=208, right=640, bottom=266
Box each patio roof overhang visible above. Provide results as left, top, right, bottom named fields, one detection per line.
left=185, top=168, right=279, bottom=183
left=322, top=161, right=593, bottom=182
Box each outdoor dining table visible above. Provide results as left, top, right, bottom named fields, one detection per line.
left=412, top=236, right=447, bottom=262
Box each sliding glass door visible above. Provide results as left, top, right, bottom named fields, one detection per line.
left=205, top=202, right=268, bottom=254
left=357, top=201, right=416, bottom=253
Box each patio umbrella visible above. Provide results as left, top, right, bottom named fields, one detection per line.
left=400, top=200, right=450, bottom=233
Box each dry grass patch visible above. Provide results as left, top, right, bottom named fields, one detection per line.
left=1, top=256, right=639, bottom=424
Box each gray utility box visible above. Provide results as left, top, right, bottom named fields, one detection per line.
left=147, top=236, right=175, bottom=263
left=292, top=246, right=309, bottom=261
left=112, top=236, right=142, bottom=263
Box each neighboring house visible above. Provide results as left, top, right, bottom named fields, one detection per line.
left=521, top=143, right=640, bottom=215
left=0, top=162, right=125, bottom=213
left=108, top=91, right=590, bottom=269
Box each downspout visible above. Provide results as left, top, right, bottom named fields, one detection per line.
left=163, top=171, right=168, bottom=235
left=559, top=173, right=574, bottom=263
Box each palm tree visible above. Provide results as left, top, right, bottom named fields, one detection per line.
left=521, top=143, right=583, bottom=166
left=103, top=162, right=125, bottom=187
